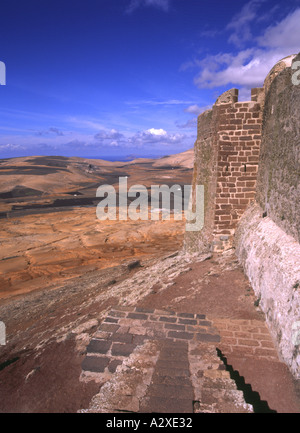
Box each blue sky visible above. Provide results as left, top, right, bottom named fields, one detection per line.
left=0, top=0, right=299, bottom=160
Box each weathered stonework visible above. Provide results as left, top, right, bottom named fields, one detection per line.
left=185, top=54, right=300, bottom=378
left=185, top=86, right=263, bottom=252
left=235, top=203, right=300, bottom=378
left=256, top=55, right=300, bottom=242
left=234, top=54, right=300, bottom=378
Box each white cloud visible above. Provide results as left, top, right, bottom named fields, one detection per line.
left=184, top=104, right=210, bottom=115
left=94, top=129, right=124, bottom=140
left=226, top=0, right=263, bottom=47
left=194, top=48, right=280, bottom=89
left=147, top=128, right=167, bottom=136
left=257, top=8, right=300, bottom=51
left=0, top=143, right=25, bottom=150
left=176, top=118, right=197, bottom=129
left=91, top=127, right=186, bottom=149
left=192, top=7, right=300, bottom=94
left=128, top=129, right=186, bottom=147
left=36, top=127, right=64, bottom=137
left=109, top=141, right=121, bottom=147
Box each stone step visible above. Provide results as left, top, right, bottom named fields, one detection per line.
left=79, top=306, right=253, bottom=413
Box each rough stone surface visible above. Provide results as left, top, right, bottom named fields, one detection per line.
left=235, top=204, right=300, bottom=378
left=184, top=53, right=300, bottom=380
left=256, top=53, right=300, bottom=242
left=79, top=307, right=254, bottom=413
left=1, top=247, right=299, bottom=413
left=184, top=85, right=263, bottom=253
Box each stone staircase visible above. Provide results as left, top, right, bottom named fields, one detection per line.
left=78, top=306, right=253, bottom=413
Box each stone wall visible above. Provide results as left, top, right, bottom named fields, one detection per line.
left=235, top=203, right=300, bottom=378
left=234, top=54, right=300, bottom=378
left=213, top=88, right=263, bottom=251
left=185, top=108, right=217, bottom=252
left=256, top=56, right=300, bottom=243
left=184, top=86, right=264, bottom=252
left=184, top=54, right=300, bottom=378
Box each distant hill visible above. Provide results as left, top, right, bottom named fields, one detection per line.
left=152, top=149, right=194, bottom=169
left=0, top=149, right=194, bottom=195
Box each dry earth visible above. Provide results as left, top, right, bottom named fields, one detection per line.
left=0, top=152, right=192, bottom=300
left=1, top=248, right=299, bottom=413
left=0, top=209, right=186, bottom=301
left=0, top=151, right=299, bottom=413
left=0, top=151, right=193, bottom=412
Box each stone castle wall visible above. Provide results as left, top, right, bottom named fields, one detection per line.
left=212, top=88, right=263, bottom=251
left=255, top=57, right=300, bottom=243
left=185, top=54, right=300, bottom=378
left=235, top=54, right=300, bottom=378
left=185, top=86, right=264, bottom=252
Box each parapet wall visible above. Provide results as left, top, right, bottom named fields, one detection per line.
left=184, top=54, right=300, bottom=378
left=235, top=54, right=300, bottom=378
left=213, top=88, right=263, bottom=251
left=235, top=203, right=300, bottom=378
left=256, top=56, right=300, bottom=243
left=185, top=86, right=264, bottom=252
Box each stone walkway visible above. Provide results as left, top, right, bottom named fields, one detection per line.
left=79, top=307, right=257, bottom=413
left=74, top=250, right=300, bottom=414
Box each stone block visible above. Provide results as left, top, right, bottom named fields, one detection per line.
left=167, top=331, right=194, bottom=340
left=111, top=343, right=136, bottom=357
left=127, top=312, right=148, bottom=320
left=159, top=316, right=177, bottom=323
left=111, top=333, right=133, bottom=344
left=86, top=339, right=111, bottom=354
left=178, top=318, right=197, bottom=325
left=197, top=333, right=221, bottom=343
left=82, top=355, right=110, bottom=373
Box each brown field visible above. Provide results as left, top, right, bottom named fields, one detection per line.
left=0, top=151, right=193, bottom=302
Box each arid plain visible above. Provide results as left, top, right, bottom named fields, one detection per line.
left=1, top=150, right=299, bottom=413
left=0, top=150, right=200, bottom=412
left=0, top=151, right=193, bottom=301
